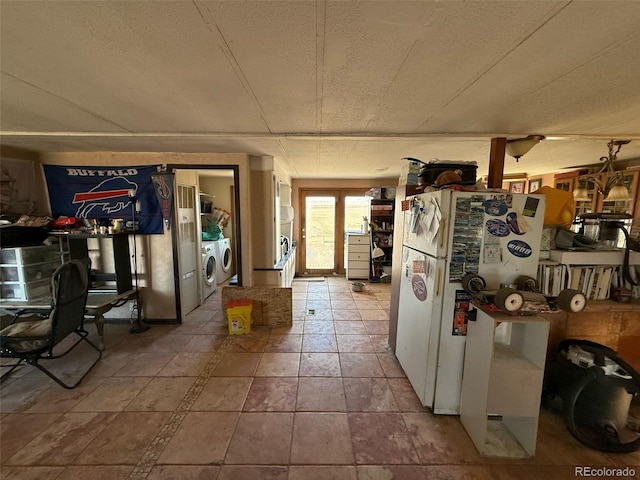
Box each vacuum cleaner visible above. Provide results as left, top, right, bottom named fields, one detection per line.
left=544, top=339, right=640, bottom=453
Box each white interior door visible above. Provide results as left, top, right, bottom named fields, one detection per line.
left=177, top=184, right=199, bottom=316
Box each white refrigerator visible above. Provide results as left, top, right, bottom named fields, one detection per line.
left=395, top=190, right=546, bottom=414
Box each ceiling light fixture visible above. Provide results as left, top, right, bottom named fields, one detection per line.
left=505, top=135, right=545, bottom=162
left=573, top=140, right=631, bottom=202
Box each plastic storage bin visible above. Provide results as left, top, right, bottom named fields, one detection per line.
left=226, top=299, right=253, bottom=335
left=0, top=245, right=61, bottom=300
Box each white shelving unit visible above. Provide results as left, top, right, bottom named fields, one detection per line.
left=460, top=308, right=549, bottom=458
left=346, top=234, right=370, bottom=280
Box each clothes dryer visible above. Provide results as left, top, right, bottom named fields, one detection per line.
left=213, top=238, right=233, bottom=283
left=201, top=241, right=217, bottom=298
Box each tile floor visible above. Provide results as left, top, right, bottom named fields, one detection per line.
left=1, top=276, right=638, bottom=479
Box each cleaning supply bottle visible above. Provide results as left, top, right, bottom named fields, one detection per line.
left=361, top=216, right=369, bottom=234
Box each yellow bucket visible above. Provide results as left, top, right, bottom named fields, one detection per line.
left=226, top=299, right=253, bottom=335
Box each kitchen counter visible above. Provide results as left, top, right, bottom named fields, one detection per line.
left=253, top=243, right=296, bottom=287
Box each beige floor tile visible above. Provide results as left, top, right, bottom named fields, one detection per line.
left=272, top=321, right=304, bottom=334
left=211, top=352, right=261, bottom=376
left=357, top=466, right=428, bottom=480
left=292, top=300, right=306, bottom=311
left=362, top=321, right=389, bottom=335
left=265, top=333, right=303, bottom=352
left=349, top=413, right=419, bottom=464
left=6, top=412, right=117, bottom=466
left=369, top=335, right=390, bottom=352
left=243, top=377, right=298, bottom=411
left=125, top=377, right=196, bottom=411
left=255, top=352, right=300, bottom=376
left=307, top=299, right=331, bottom=309
left=156, top=352, right=211, bottom=376
left=387, top=378, right=427, bottom=412
left=289, top=466, right=357, bottom=480
left=183, top=334, right=227, bottom=352
left=302, top=334, right=338, bottom=352
left=333, top=321, right=367, bottom=334
left=0, top=466, right=65, bottom=479
left=71, top=377, right=152, bottom=412
left=377, top=352, right=406, bottom=377
left=298, top=352, right=341, bottom=377
left=339, top=353, right=385, bottom=377
left=328, top=283, right=351, bottom=292
left=225, top=412, right=293, bottom=464
left=330, top=292, right=356, bottom=301
left=303, top=321, right=335, bottom=334
left=0, top=413, right=62, bottom=461
left=157, top=412, right=239, bottom=464
left=58, top=465, right=134, bottom=479
left=331, top=300, right=357, bottom=310
left=112, top=352, right=175, bottom=377
left=217, top=466, right=288, bottom=480
left=147, top=465, right=220, bottom=480
left=332, top=309, right=362, bottom=321
left=24, top=376, right=105, bottom=413
left=358, top=309, right=389, bottom=321
left=336, top=334, right=374, bottom=352
left=303, top=309, right=334, bottom=321
left=355, top=300, right=383, bottom=310
left=291, top=413, right=354, bottom=464
left=228, top=334, right=269, bottom=352
left=344, top=378, right=398, bottom=412
left=76, top=411, right=170, bottom=464
left=296, top=377, right=347, bottom=412
left=0, top=375, right=59, bottom=413
left=402, top=412, right=486, bottom=465
left=144, top=333, right=196, bottom=352
left=191, top=377, right=252, bottom=411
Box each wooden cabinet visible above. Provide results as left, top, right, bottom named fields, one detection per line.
left=460, top=309, right=549, bottom=458
left=557, top=169, right=640, bottom=230
left=554, top=169, right=586, bottom=192
left=555, top=170, right=597, bottom=218
left=370, top=199, right=394, bottom=278
left=346, top=234, right=370, bottom=280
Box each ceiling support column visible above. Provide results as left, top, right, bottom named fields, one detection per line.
left=487, top=137, right=506, bottom=188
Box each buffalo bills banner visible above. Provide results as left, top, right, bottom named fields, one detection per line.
left=150, top=172, right=175, bottom=230
left=43, top=165, right=164, bottom=234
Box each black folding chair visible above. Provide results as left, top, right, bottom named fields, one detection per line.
left=0, top=259, right=101, bottom=389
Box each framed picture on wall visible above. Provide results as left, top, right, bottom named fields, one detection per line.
left=528, top=178, right=542, bottom=193
left=509, top=181, right=525, bottom=194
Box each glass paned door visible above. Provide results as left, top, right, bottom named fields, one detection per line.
left=300, top=189, right=370, bottom=275
left=304, top=195, right=336, bottom=271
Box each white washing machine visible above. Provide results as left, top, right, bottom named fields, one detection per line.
left=201, top=241, right=217, bottom=298
left=213, top=238, right=233, bottom=284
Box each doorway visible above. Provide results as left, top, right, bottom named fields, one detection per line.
left=168, top=164, right=241, bottom=322
left=299, top=189, right=370, bottom=275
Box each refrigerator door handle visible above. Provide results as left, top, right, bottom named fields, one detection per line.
left=435, top=266, right=442, bottom=297
left=439, top=218, right=447, bottom=250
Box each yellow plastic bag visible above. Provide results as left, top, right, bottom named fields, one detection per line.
left=532, top=186, right=576, bottom=228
